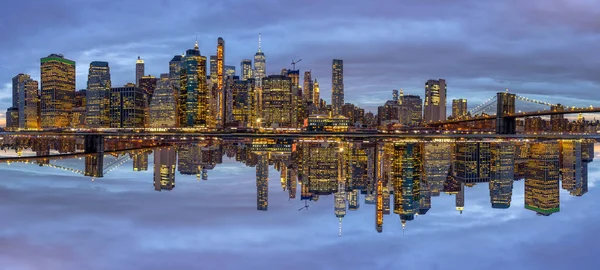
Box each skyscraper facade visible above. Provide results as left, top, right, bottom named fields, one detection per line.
left=149, top=74, right=177, bottom=127
left=110, top=83, right=146, bottom=128
left=303, top=71, right=313, bottom=103
left=313, top=79, right=320, bottom=105
left=135, top=56, right=144, bottom=86
left=154, top=147, right=176, bottom=191
left=331, top=59, right=344, bottom=115
left=423, top=79, right=447, bottom=122
left=17, top=77, right=40, bottom=129
left=86, top=61, right=111, bottom=128
left=261, top=75, right=293, bottom=128
left=169, top=55, right=183, bottom=126
left=452, top=99, right=467, bottom=118
left=525, top=142, right=560, bottom=216
left=179, top=42, right=209, bottom=127
left=489, top=142, right=515, bottom=208
left=253, top=34, right=266, bottom=87
left=209, top=55, right=218, bottom=85
left=256, top=153, right=269, bottom=211
left=40, top=54, right=76, bottom=128
left=217, top=37, right=225, bottom=89
left=224, top=65, right=235, bottom=78
left=12, top=73, right=30, bottom=110
left=241, top=59, right=253, bottom=81
left=401, top=94, right=423, bottom=126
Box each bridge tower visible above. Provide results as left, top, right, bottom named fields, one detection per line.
left=496, top=92, right=516, bottom=134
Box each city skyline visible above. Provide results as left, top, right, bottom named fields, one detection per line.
left=1, top=1, right=599, bottom=126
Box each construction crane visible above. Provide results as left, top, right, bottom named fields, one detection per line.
left=291, top=59, right=302, bottom=70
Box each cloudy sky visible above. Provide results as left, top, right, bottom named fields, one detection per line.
left=1, top=0, right=600, bottom=126
left=1, top=148, right=600, bottom=270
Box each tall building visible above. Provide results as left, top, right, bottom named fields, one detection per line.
left=71, top=90, right=86, bottom=128
left=303, top=71, right=313, bottom=103
left=489, top=142, right=515, bottom=208
left=225, top=65, right=235, bottom=78
left=139, top=75, right=157, bottom=103
left=423, top=79, right=446, bottom=122
left=209, top=55, right=218, bottom=85
left=253, top=34, right=266, bottom=87
left=12, top=74, right=30, bottom=110
left=261, top=75, right=293, bottom=128
left=14, top=74, right=40, bottom=129
left=452, top=99, right=467, bottom=118
left=5, top=107, right=19, bottom=129
left=86, top=61, right=111, bottom=128
left=179, top=41, right=209, bottom=127
left=149, top=74, right=177, bottom=127
left=110, top=83, right=146, bottom=128
left=423, top=143, right=452, bottom=196
left=455, top=142, right=491, bottom=183
left=256, top=153, right=269, bottom=211
left=313, top=79, right=320, bottom=106
left=401, top=94, right=423, bottom=126
left=331, top=59, right=344, bottom=115
left=133, top=152, right=149, bottom=171
left=525, top=142, right=560, bottom=216
left=559, top=140, right=583, bottom=195
left=241, top=59, right=253, bottom=81
left=135, top=56, right=144, bottom=86
left=169, top=55, right=183, bottom=126
left=40, top=54, right=76, bottom=128
left=154, top=147, right=176, bottom=191
left=217, top=38, right=225, bottom=89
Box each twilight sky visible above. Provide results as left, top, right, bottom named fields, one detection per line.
left=1, top=0, right=600, bottom=126
left=1, top=148, right=600, bottom=270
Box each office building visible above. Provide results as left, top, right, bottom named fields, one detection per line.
left=40, top=54, right=76, bottom=128
left=149, top=74, right=177, bottom=127
left=559, top=140, right=583, bottom=195
left=401, top=94, right=423, bottom=126
left=256, top=153, right=269, bottom=211
left=225, top=65, right=235, bottom=78
left=13, top=74, right=40, bottom=129
left=253, top=34, right=266, bottom=87
left=455, top=142, right=491, bottom=183
left=5, top=107, right=18, bottom=129
left=154, top=147, right=176, bottom=191
left=331, top=59, right=344, bottom=115
left=12, top=74, right=30, bottom=110
left=209, top=55, right=218, bottom=85
left=179, top=41, right=209, bottom=127
left=135, top=56, right=144, bottom=86
left=86, top=61, right=111, bottom=128
left=303, top=71, right=313, bottom=103
left=452, top=99, right=467, bottom=119
left=71, top=90, right=86, bottom=128
left=110, top=83, right=146, bottom=128
left=261, top=75, right=293, bottom=128
left=241, top=59, right=253, bottom=81
left=313, top=79, right=320, bottom=105
left=489, top=142, right=515, bottom=208
left=423, top=143, right=452, bottom=196
left=525, top=142, right=560, bottom=216
left=423, top=79, right=446, bottom=122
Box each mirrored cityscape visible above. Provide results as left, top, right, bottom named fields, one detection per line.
left=1, top=135, right=595, bottom=235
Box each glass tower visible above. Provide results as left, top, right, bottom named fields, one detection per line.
left=86, top=61, right=111, bottom=128
left=40, top=54, right=76, bottom=128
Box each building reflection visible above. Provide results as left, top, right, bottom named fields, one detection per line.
left=0, top=136, right=595, bottom=234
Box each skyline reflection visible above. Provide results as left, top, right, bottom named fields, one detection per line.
left=0, top=136, right=594, bottom=234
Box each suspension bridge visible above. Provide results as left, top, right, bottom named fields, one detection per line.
left=428, top=90, right=600, bottom=134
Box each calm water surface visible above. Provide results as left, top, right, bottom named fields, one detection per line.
left=0, top=136, right=598, bottom=270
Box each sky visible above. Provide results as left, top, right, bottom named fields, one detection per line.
left=1, top=0, right=600, bottom=126
left=1, top=148, right=600, bottom=270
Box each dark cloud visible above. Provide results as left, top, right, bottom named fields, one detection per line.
left=0, top=0, right=599, bottom=119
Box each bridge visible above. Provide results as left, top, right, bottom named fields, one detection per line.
left=428, top=91, right=600, bottom=134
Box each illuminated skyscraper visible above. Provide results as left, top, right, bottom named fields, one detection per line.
left=154, top=147, right=176, bottom=191
left=225, top=65, right=235, bottom=78
left=40, top=54, right=76, bottom=128
left=168, top=55, right=183, bottom=127
left=241, top=59, right=253, bottom=81
left=149, top=74, right=177, bottom=127
left=71, top=90, right=86, bottom=128
left=256, top=153, right=269, bottom=211
left=5, top=107, right=18, bottom=129
left=423, top=143, right=452, bottom=196
left=179, top=41, right=209, bottom=127
left=261, top=75, right=293, bottom=128
left=452, top=99, right=467, bottom=118
left=303, top=71, right=313, bottom=103
left=110, top=83, right=146, bottom=128
left=525, top=142, right=560, bottom=216
left=253, top=34, right=266, bottom=87
left=15, top=75, right=40, bottom=129
left=216, top=38, right=226, bottom=126
left=139, top=75, right=157, bottom=103
left=86, top=61, right=111, bottom=128
left=559, top=140, right=583, bottom=195
left=313, top=79, right=320, bottom=106
left=209, top=55, right=218, bottom=85
left=376, top=180, right=383, bottom=233
left=400, top=94, right=423, bottom=126
left=455, top=142, right=491, bottom=183
left=331, top=59, right=344, bottom=115
left=423, top=79, right=446, bottom=122
left=135, top=56, right=144, bottom=86
left=489, top=142, right=515, bottom=208
left=392, top=143, right=421, bottom=228
left=12, top=74, right=29, bottom=110
left=133, top=152, right=149, bottom=171
left=348, top=189, right=360, bottom=210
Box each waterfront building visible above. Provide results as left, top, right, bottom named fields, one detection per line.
left=40, top=54, right=76, bottom=128
left=525, top=142, right=560, bottom=216
left=331, top=59, right=344, bottom=115
left=423, top=79, right=446, bottom=122
left=86, top=61, right=111, bottom=128
left=452, top=99, right=467, bottom=119
left=110, top=83, right=146, bottom=128
left=149, top=74, right=177, bottom=127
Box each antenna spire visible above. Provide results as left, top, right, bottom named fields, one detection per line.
left=258, top=33, right=262, bottom=52
left=194, top=33, right=199, bottom=50
left=338, top=217, right=343, bottom=237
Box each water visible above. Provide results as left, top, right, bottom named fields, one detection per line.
left=0, top=136, right=598, bottom=270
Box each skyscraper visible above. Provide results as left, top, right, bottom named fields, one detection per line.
left=217, top=37, right=225, bottom=89
left=253, top=34, right=266, bottom=87
left=149, top=74, right=177, bottom=127
left=14, top=74, right=39, bottom=129
left=209, top=55, right=218, bottom=85
left=241, top=59, right=253, bottom=81
left=179, top=41, right=209, bottom=127
left=224, top=65, right=235, bottom=78
left=110, top=83, right=146, bottom=128
left=452, top=99, right=467, bottom=118
left=424, top=79, right=447, bottom=122
left=489, top=142, right=515, bottom=208
left=401, top=94, right=423, bottom=126
left=154, top=147, right=176, bottom=191
left=256, top=153, right=269, bottom=211
left=86, top=61, right=111, bottom=128
left=303, top=71, right=313, bottom=103
left=261, top=75, right=293, bottom=128
left=40, top=54, right=76, bottom=128
left=313, top=79, right=320, bottom=106
left=169, top=55, right=183, bottom=126
left=332, top=59, right=344, bottom=115
left=525, top=142, right=560, bottom=216
left=135, top=56, right=144, bottom=86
